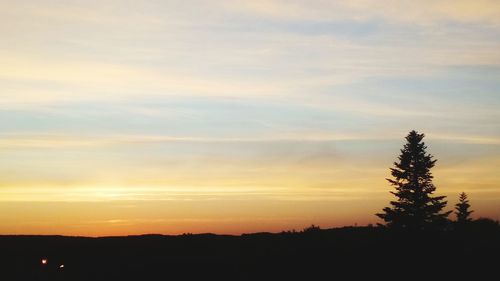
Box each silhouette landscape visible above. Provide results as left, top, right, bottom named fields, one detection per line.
left=2, top=131, right=499, bottom=280
left=2, top=1, right=500, bottom=280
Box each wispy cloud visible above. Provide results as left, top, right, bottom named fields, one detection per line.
left=2, top=131, right=499, bottom=150
left=0, top=185, right=387, bottom=202
left=2, top=1, right=500, bottom=109
left=223, top=0, right=500, bottom=25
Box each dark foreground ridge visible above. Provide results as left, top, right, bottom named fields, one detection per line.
left=1, top=222, right=499, bottom=280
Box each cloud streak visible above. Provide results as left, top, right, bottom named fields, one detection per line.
left=1, top=132, right=500, bottom=150
left=223, top=0, right=500, bottom=25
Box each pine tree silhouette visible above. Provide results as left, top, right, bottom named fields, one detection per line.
left=377, top=130, right=451, bottom=230
left=455, top=192, right=473, bottom=223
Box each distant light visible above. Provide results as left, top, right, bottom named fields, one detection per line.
left=41, top=259, right=48, bottom=265
left=59, top=264, right=65, bottom=269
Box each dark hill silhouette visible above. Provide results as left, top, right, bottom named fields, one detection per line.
left=2, top=131, right=498, bottom=280
left=1, top=222, right=499, bottom=280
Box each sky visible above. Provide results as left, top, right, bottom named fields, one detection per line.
left=1, top=0, right=500, bottom=236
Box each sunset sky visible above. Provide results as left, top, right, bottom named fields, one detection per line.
left=1, top=0, right=500, bottom=236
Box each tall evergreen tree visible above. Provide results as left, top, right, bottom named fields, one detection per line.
left=455, top=192, right=473, bottom=223
left=377, top=130, right=451, bottom=230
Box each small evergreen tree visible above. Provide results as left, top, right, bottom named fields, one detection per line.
left=377, top=130, right=451, bottom=230
left=455, top=192, right=473, bottom=223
